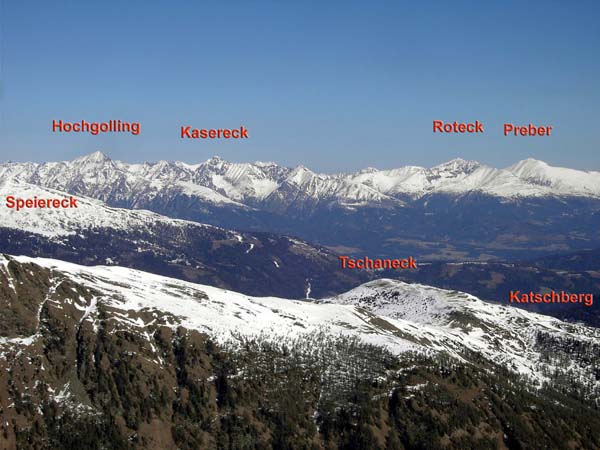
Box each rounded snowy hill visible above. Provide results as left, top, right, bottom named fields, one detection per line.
left=326, top=279, right=600, bottom=379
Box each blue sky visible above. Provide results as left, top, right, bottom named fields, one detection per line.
left=0, top=0, right=598, bottom=171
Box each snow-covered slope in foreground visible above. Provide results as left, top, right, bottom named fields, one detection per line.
left=0, top=255, right=415, bottom=355
left=1, top=256, right=598, bottom=389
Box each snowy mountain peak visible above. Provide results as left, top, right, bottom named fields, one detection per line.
left=507, top=158, right=600, bottom=196
left=254, top=160, right=278, bottom=168
left=288, top=165, right=317, bottom=183
left=507, top=157, right=549, bottom=172
left=205, top=155, right=225, bottom=165
left=356, top=167, right=379, bottom=175
left=74, top=150, right=112, bottom=164
left=433, top=158, right=481, bottom=174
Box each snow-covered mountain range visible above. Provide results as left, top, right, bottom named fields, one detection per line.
left=1, top=152, right=599, bottom=209
left=3, top=152, right=600, bottom=262
left=1, top=255, right=598, bottom=393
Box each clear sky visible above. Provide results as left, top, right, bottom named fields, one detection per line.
left=0, top=0, right=598, bottom=172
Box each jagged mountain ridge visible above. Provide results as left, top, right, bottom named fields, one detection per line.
left=2, top=153, right=600, bottom=208
left=0, top=179, right=367, bottom=298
